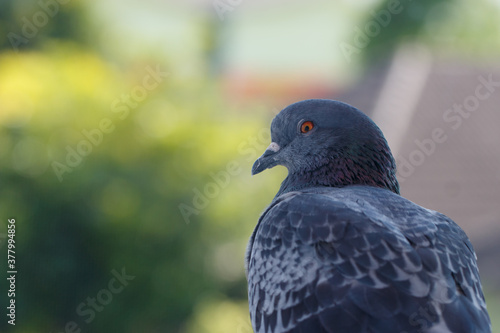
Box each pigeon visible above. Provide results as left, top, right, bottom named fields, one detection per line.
left=246, top=99, right=491, bottom=333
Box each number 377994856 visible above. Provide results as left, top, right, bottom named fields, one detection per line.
left=7, top=219, right=16, bottom=270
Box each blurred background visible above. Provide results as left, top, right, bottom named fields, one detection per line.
left=1, top=0, right=499, bottom=332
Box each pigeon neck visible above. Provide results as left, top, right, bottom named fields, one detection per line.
left=276, top=152, right=400, bottom=197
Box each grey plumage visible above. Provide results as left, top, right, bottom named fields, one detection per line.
left=246, top=99, right=491, bottom=333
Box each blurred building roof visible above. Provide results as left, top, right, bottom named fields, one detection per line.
left=338, top=44, right=500, bottom=286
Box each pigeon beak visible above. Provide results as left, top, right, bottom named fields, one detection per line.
left=252, top=142, right=281, bottom=175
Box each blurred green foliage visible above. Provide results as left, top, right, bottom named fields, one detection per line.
left=0, top=0, right=88, bottom=51
left=355, top=0, right=500, bottom=64
left=0, top=0, right=283, bottom=325
left=0, top=40, right=286, bottom=331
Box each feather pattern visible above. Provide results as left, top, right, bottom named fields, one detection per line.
left=246, top=186, right=490, bottom=333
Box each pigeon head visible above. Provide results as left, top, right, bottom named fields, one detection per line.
left=252, top=99, right=400, bottom=196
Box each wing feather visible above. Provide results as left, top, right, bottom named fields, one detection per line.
left=246, top=186, right=491, bottom=333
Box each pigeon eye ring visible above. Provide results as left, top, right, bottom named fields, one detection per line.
left=298, top=120, right=315, bottom=134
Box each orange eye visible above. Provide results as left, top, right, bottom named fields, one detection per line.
left=300, top=121, right=314, bottom=133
